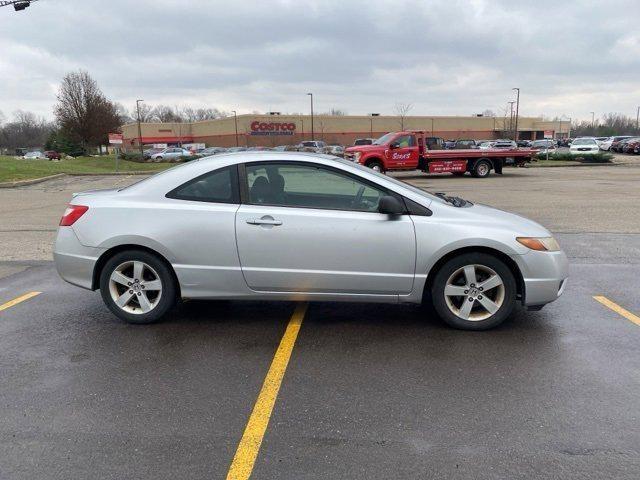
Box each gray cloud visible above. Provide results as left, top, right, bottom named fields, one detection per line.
left=1, top=0, right=639, bottom=122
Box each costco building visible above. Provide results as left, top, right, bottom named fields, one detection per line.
left=121, top=114, right=569, bottom=150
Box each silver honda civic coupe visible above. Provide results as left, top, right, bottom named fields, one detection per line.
left=54, top=152, right=568, bottom=330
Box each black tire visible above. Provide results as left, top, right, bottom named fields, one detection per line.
left=99, top=249, right=177, bottom=324
left=471, top=159, right=492, bottom=178
left=366, top=159, right=384, bottom=173
left=430, top=252, right=517, bottom=330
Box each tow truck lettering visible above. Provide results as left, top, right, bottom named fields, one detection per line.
left=391, top=152, right=411, bottom=160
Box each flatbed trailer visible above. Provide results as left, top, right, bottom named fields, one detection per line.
left=344, top=130, right=535, bottom=178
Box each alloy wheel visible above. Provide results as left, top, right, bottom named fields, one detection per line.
left=108, top=261, right=163, bottom=314
left=443, top=264, right=505, bottom=321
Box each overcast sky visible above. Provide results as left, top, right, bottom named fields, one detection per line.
left=1, top=0, right=639, bottom=122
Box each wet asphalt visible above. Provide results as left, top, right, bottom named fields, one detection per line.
left=0, top=233, right=639, bottom=479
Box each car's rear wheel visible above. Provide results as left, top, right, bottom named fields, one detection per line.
left=99, top=250, right=177, bottom=324
left=471, top=160, right=491, bottom=178
left=431, top=253, right=516, bottom=330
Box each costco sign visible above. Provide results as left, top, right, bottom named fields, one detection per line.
left=250, top=121, right=296, bottom=136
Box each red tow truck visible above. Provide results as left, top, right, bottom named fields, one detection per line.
left=344, top=130, right=535, bottom=178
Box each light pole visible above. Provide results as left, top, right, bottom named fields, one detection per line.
left=369, top=113, right=380, bottom=137
left=307, top=93, right=314, bottom=141
left=136, top=99, right=144, bottom=158
left=508, top=101, right=515, bottom=139
left=231, top=110, right=239, bottom=147
left=512, top=88, right=520, bottom=142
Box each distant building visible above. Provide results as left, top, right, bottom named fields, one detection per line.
left=121, top=114, right=570, bottom=149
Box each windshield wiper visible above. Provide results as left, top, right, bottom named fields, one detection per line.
left=434, top=192, right=471, bottom=207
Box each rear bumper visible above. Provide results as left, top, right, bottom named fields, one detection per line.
left=53, top=227, right=104, bottom=290
left=516, top=250, right=569, bottom=307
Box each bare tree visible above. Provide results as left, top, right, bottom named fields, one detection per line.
left=0, top=110, right=54, bottom=150
left=394, top=102, right=413, bottom=130
left=133, top=102, right=155, bottom=122
left=54, top=70, right=121, bottom=146
left=152, top=105, right=183, bottom=123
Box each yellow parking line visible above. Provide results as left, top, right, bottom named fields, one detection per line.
left=593, top=296, right=640, bottom=326
left=0, top=291, right=41, bottom=312
left=226, top=302, right=308, bottom=480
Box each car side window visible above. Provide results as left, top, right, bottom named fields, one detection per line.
left=166, top=165, right=239, bottom=204
left=395, top=135, right=415, bottom=147
left=245, top=163, right=388, bottom=212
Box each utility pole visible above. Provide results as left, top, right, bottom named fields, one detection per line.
left=136, top=99, right=144, bottom=158
left=512, top=88, right=520, bottom=142
left=231, top=110, right=239, bottom=147
left=307, top=93, right=314, bottom=141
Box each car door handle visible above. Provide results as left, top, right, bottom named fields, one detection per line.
left=246, top=218, right=283, bottom=226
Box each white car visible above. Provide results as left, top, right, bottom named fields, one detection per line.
left=150, top=148, right=192, bottom=161
left=478, top=141, right=495, bottom=150
left=570, top=138, right=600, bottom=155
left=23, top=151, right=46, bottom=159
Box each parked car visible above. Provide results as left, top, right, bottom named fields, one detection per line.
left=143, top=148, right=165, bottom=159
left=531, top=140, right=556, bottom=156
left=478, top=141, right=495, bottom=150
left=324, top=145, right=345, bottom=157
left=298, top=140, right=327, bottom=152
left=492, top=140, right=518, bottom=149
left=557, top=138, right=572, bottom=147
left=453, top=139, right=478, bottom=149
left=599, top=136, right=631, bottom=151
left=621, top=137, right=640, bottom=154
left=516, top=140, right=532, bottom=148
left=23, top=151, right=46, bottom=159
left=54, top=152, right=568, bottom=330
left=569, top=138, right=600, bottom=155
left=44, top=150, right=61, bottom=160
left=610, top=137, right=635, bottom=152
left=199, top=147, right=227, bottom=157
left=150, top=148, right=192, bottom=161
left=353, top=138, right=375, bottom=146
left=226, top=147, right=247, bottom=153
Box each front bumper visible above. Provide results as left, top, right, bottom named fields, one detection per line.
left=53, top=227, right=104, bottom=290
left=515, top=250, right=569, bottom=307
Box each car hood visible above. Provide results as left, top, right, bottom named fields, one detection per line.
left=442, top=202, right=551, bottom=237
left=345, top=144, right=383, bottom=153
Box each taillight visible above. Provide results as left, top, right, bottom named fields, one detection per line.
left=60, top=205, right=88, bottom=226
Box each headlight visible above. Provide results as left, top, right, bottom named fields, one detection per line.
left=516, top=236, right=561, bottom=252
left=353, top=152, right=361, bottom=162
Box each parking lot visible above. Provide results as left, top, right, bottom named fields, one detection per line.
left=1, top=165, right=640, bottom=479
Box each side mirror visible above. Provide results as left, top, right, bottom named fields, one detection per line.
left=389, top=142, right=400, bottom=149
left=378, top=195, right=405, bottom=215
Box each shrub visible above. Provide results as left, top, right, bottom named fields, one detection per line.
left=535, top=152, right=613, bottom=163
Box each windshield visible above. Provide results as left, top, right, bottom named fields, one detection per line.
left=373, top=133, right=396, bottom=145
left=572, top=138, right=596, bottom=145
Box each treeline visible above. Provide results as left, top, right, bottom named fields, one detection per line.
left=565, top=113, right=640, bottom=137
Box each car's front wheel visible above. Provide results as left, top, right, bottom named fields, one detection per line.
left=99, top=250, right=177, bottom=324
left=431, top=253, right=516, bottom=330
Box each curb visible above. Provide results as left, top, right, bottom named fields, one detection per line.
left=0, top=173, right=67, bottom=188
left=0, top=171, right=157, bottom=188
